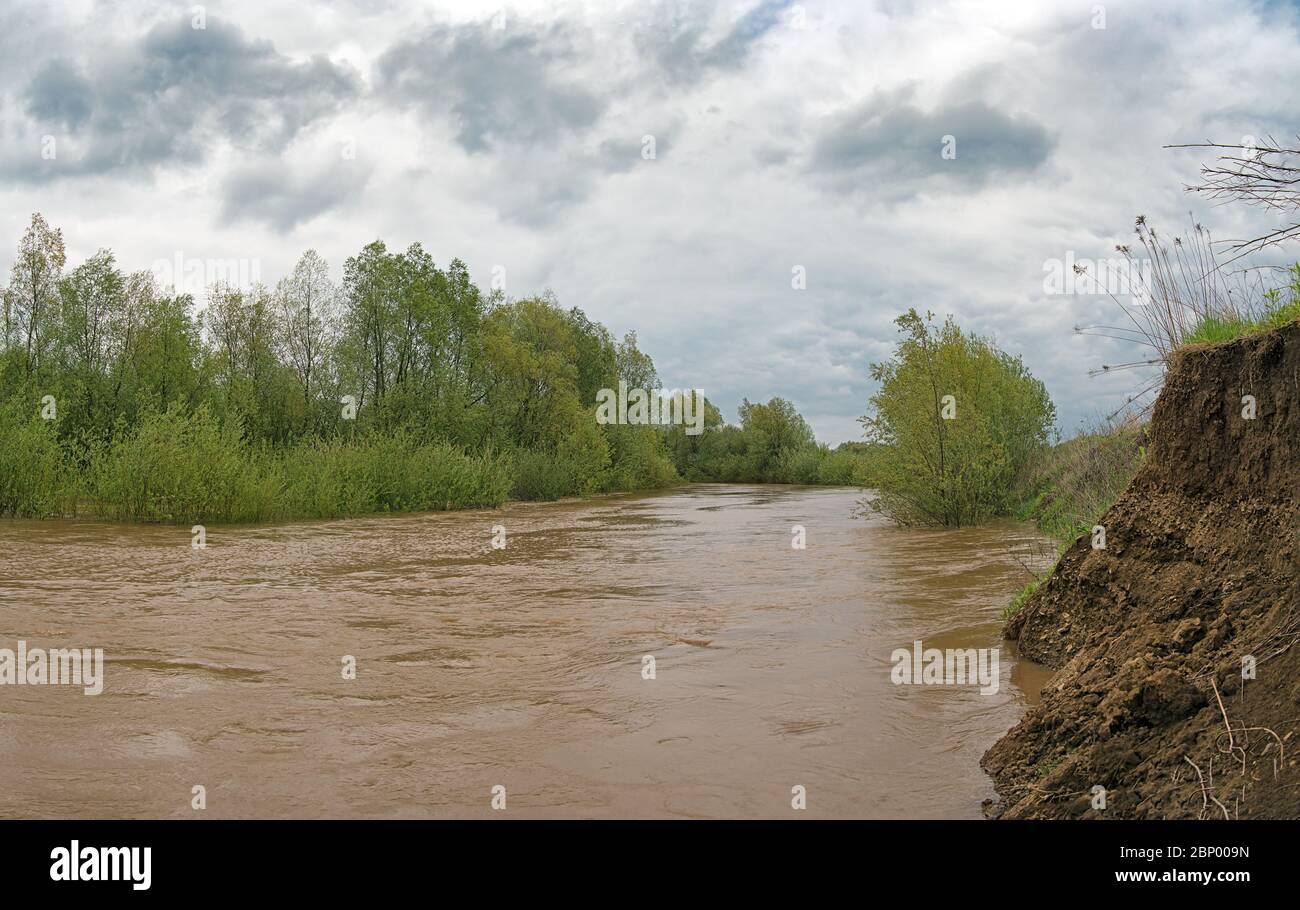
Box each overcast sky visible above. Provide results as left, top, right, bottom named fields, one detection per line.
left=2, top=0, right=1298, bottom=443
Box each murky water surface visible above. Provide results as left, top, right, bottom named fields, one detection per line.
left=0, top=485, right=1053, bottom=818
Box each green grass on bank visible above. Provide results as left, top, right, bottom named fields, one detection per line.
left=1001, top=578, right=1042, bottom=623
left=1182, top=299, right=1300, bottom=346
left=1014, top=423, right=1146, bottom=542
left=1181, top=265, right=1300, bottom=347
left=999, top=422, right=1147, bottom=623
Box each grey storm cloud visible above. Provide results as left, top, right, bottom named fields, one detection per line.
left=24, top=59, right=95, bottom=130
left=810, top=95, right=1055, bottom=197
left=376, top=16, right=689, bottom=225
left=219, top=157, right=372, bottom=233
left=597, top=138, right=644, bottom=175
left=490, top=123, right=677, bottom=227
left=635, top=0, right=793, bottom=84
left=378, top=21, right=606, bottom=153
left=496, top=168, right=597, bottom=228
left=8, top=17, right=360, bottom=182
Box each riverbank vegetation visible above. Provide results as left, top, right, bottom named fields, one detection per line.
left=1014, top=419, right=1147, bottom=542
left=0, top=214, right=861, bottom=523
left=859, top=228, right=1300, bottom=535
left=665, top=396, right=876, bottom=485
left=1077, top=217, right=1300, bottom=411
left=1181, top=262, right=1300, bottom=345
left=1002, top=254, right=1298, bottom=618
left=999, top=419, right=1148, bottom=621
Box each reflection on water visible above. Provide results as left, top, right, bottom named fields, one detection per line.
left=0, top=484, right=1053, bottom=818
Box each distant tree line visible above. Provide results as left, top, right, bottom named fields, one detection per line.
left=0, top=213, right=866, bottom=522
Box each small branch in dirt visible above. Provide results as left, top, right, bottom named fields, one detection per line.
left=1208, top=676, right=1287, bottom=782
left=1212, top=677, right=1235, bottom=752
left=1183, top=756, right=1231, bottom=820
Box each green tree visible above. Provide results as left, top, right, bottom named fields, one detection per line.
left=615, top=330, right=657, bottom=390
left=108, top=281, right=205, bottom=425
left=341, top=241, right=399, bottom=409
left=275, top=249, right=337, bottom=423
left=0, top=213, right=862, bottom=521
left=5, top=213, right=66, bottom=377
left=738, top=397, right=816, bottom=481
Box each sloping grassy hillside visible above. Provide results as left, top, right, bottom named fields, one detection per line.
left=1015, top=423, right=1147, bottom=542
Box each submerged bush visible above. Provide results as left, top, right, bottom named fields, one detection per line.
left=600, top=424, right=677, bottom=492
left=86, top=405, right=282, bottom=523
left=0, top=399, right=73, bottom=517
left=510, top=448, right=578, bottom=502
left=664, top=396, right=861, bottom=485
left=79, top=407, right=513, bottom=523
left=772, top=445, right=823, bottom=484
left=815, top=444, right=877, bottom=486
left=863, top=309, right=1056, bottom=527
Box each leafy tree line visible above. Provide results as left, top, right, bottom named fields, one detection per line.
left=665, top=396, right=874, bottom=486
left=0, top=213, right=861, bottom=522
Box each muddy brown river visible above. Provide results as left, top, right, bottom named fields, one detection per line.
left=0, top=484, right=1054, bottom=818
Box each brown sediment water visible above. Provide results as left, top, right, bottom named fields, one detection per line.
left=0, top=484, right=1054, bottom=818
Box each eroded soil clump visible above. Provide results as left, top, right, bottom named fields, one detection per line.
left=984, top=323, right=1300, bottom=818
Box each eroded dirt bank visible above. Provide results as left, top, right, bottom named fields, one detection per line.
left=984, top=323, right=1300, bottom=818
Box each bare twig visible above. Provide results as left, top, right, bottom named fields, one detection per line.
left=1183, top=756, right=1231, bottom=820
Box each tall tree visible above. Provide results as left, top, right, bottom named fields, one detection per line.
left=5, top=213, right=67, bottom=376
left=59, top=249, right=123, bottom=379
left=342, top=241, right=398, bottom=407
left=275, top=249, right=337, bottom=412
left=616, top=330, right=658, bottom=390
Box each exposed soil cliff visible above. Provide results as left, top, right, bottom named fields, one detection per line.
left=984, top=322, right=1300, bottom=818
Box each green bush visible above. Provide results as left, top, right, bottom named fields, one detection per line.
left=279, top=436, right=381, bottom=518
left=863, top=310, right=1056, bottom=527
left=0, top=399, right=73, bottom=517
left=400, top=443, right=512, bottom=511
left=511, top=448, right=577, bottom=501
left=79, top=410, right=513, bottom=523
left=773, top=446, right=823, bottom=484
left=815, top=444, right=879, bottom=486
left=601, top=424, right=677, bottom=492
left=276, top=434, right=511, bottom=518
left=86, top=405, right=283, bottom=523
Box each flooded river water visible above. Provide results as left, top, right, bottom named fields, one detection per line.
left=0, top=484, right=1053, bottom=818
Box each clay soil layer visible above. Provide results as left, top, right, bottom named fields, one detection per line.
left=984, top=323, right=1300, bottom=818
